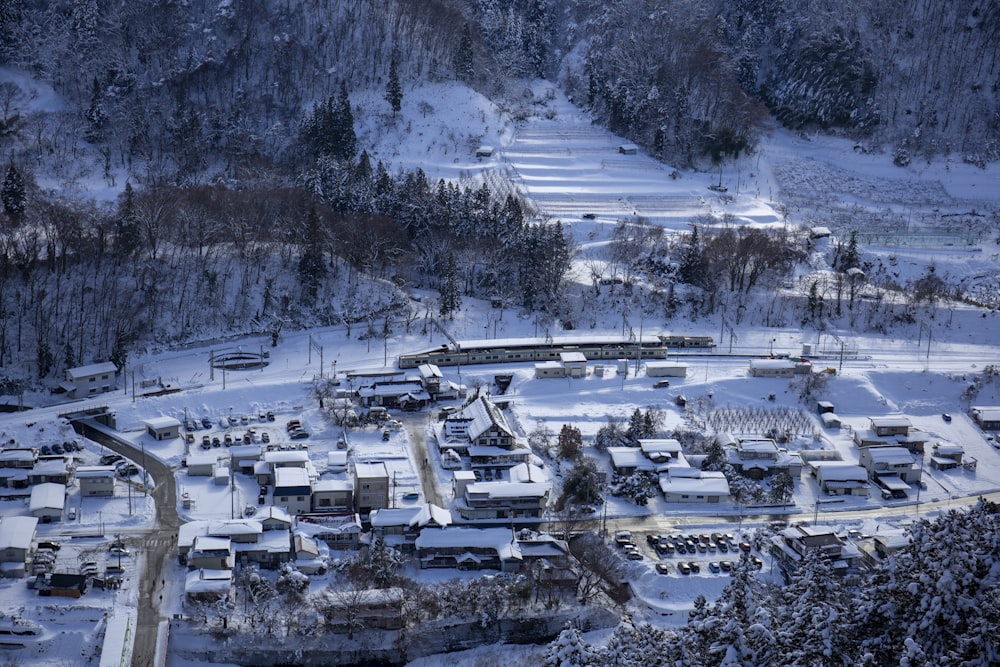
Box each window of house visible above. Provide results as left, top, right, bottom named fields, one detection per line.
left=89, top=377, right=96, bottom=382
left=681, top=494, right=689, bottom=499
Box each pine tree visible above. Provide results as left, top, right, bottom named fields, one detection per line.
left=454, top=24, right=475, bottom=80
left=679, top=225, right=705, bottom=287
left=334, top=80, right=357, bottom=161
left=298, top=207, right=327, bottom=300
left=385, top=49, right=402, bottom=117
left=557, top=424, right=583, bottom=460
left=838, top=230, right=860, bottom=271
left=543, top=625, right=592, bottom=667
left=114, top=182, right=141, bottom=258
left=439, top=254, right=462, bottom=319
left=1, top=163, right=25, bottom=223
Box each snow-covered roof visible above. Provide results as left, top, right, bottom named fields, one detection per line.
left=466, top=481, right=549, bottom=499
left=312, top=478, right=353, bottom=492
left=0, top=516, right=38, bottom=550
left=870, top=416, right=912, bottom=429
left=415, top=526, right=521, bottom=560
left=534, top=360, right=562, bottom=369
left=370, top=503, right=452, bottom=529
left=453, top=396, right=515, bottom=442
left=504, top=462, right=546, bottom=483
left=559, top=351, right=586, bottom=363
left=607, top=447, right=656, bottom=471
left=749, top=358, right=795, bottom=369
left=355, top=461, right=388, bottom=479
left=192, top=535, right=231, bottom=552
left=144, top=416, right=181, bottom=430
left=208, top=519, right=262, bottom=537
left=659, top=470, right=730, bottom=496
left=185, top=569, right=232, bottom=594
left=815, top=464, right=868, bottom=482
left=866, top=447, right=915, bottom=465
left=258, top=505, right=292, bottom=524
left=187, top=453, right=224, bottom=467
left=66, top=362, right=117, bottom=379
left=0, top=449, right=34, bottom=462
left=274, top=467, right=310, bottom=488
left=75, top=465, right=116, bottom=477
left=229, top=444, right=261, bottom=459
left=29, top=482, right=65, bottom=511
left=264, top=450, right=309, bottom=464
left=327, top=451, right=348, bottom=467
left=933, top=443, right=964, bottom=456
left=418, top=363, right=443, bottom=379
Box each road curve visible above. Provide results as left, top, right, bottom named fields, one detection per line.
left=73, top=421, right=180, bottom=667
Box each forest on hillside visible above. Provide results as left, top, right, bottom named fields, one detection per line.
left=0, top=0, right=995, bottom=389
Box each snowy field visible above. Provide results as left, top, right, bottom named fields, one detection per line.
left=0, top=80, right=998, bottom=665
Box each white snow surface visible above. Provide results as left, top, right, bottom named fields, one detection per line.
left=0, top=79, right=997, bottom=665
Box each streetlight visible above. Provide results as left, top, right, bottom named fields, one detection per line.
left=769, top=337, right=776, bottom=357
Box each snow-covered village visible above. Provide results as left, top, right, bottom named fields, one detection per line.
left=0, top=2, right=999, bottom=666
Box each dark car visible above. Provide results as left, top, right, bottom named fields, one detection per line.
left=201, top=436, right=211, bottom=450
left=201, top=417, right=212, bottom=429
left=688, top=561, right=701, bottom=573
left=655, top=562, right=671, bottom=575
left=942, top=413, right=952, bottom=422
left=678, top=562, right=691, bottom=575
left=51, top=443, right=64, bottom=455
left=212, top=437, right=221, bottom=448
left=40, top=445, right=51, bottom=456
left=289, top=429, right=310, bottom=440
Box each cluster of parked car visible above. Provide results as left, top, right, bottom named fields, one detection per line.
left=39, top=441, right=83, bottom=456
left=185, top=411, right=276, bottom=433
left=644, top=532, right=764, bottom=575
left=199, top=429, right=271, bottom=450
left=613, top=530, right=644, bottom=560
left=286, top=420, right=310, bottom=440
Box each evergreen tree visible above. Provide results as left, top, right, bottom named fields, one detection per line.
left=543, top=625, right=592, bottom=667
left=84, top=77, right=108, bottom=140
left=334, top=80, right=357, bottom=161
left=838, top=230, right=860, bottom=271
left=114, top=183, right=141, bottom=258
left=454, top=24, right=475, bottom=80
left=556, top=424, right=583, bottom=460
left=298, top=208, right=327, bottom=299
left=439, top=254, right=462, bottom=319
left=767, top=470, right=794, bottom=505
left=562, top=456, right=601, bottom=506
left=385, top=49, right=402, bottom=117
left=679, top=225, right=705, bottom=287
left=1, top=163, right=25, bottom=223
left=772, top=548, right=852, bottom=666
left=806, top=280, right=823, bottom=323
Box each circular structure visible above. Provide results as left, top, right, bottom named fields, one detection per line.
left=210, top=349, right=270, bottom=371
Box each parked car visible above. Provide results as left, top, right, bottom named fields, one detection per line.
left=286, top=420, right=302, bottom=432
left=751, top=555, right=764, bottom=569
left=653, top=379, right=671, bottom=388
left=688, top=561, right=701, bottom=573
left=266, top=411, right=275, bottom=422
left=201, top=417, right=213, bottom=429
left=212, top=437, right=221, bottom=448
left=655, top=562, right=671, bottom=575
left=708, top=561, right=721, bottom=573
left=739, top=541, right=752, bottom=553
left=223, top=434, right=233, bottom=446
left=108, top=546, right=131, bottom=557
left=40, top=445, right=51, bottom=456
left=244, top=505, right=256, bottom=517
left=719, top=560, right=733, bottom=572
left=942, top=413, right=952, bottom=422
left=240, top=414, right=250, bottom=425
left=37, top=540, right=61, bottom=551
left=201, top=436, right=211, bottom=450
left=402, top=492, right=420, bottom=501
left=678, top=562, right=691, bottom=575
left=289, top=429, right=310, bottom=440
left=261, top=431, right=270, bottom=443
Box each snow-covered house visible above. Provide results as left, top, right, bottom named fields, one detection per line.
left=452, top=462, right=550, bottom=525
left=357, top=380, right=430, bottom=410
left=369, top=503, right=452, bottom=552
left=75, top=465, right=115, bottom=497
left=27, top=458, right=70, bottom=485
left=144, top=416, right=181, bottom=441
left=814, top=463, right=869, bottom=496
left=658, top=468, right=730, bottom=503
left=859, top=446, right=920, bottom=483
left=853, top=416, right=929, bottom=453
left=187, top=535, right=233, bottom=571
left=559, top=351, right=587, bottom=378
left=186, top=453, right=222, bottom=477
left=971, top=406, right=1000, bottom=430
left=0, top=448, right=35, bottom=469
left=296, top=513, right=363, bottom=550
left=274, top=467, right=312, bottom=516
left=769, top=525, right=862, bottom=583
left=725, top=437, right=803, bottom=480
left=257, top=505, right=292, bottom=532
left=414, top=527, right=523, bottom=572
left=749, top=358, right=795, bottom=378
left=63, top=361, right=117, bottom=398
left=0, top=516, right=38, bottom=577
left=29, top=482, right=65, bottom=522
left=441, top=396, right=517, bottom=451
left=354, top=461, right=389, bottom=516
left=607, top=447, right=656, bottom=476
left=929, top=442, right=964, bottom=470
left=310, top=478, right=353, bottom=513
left=184, top=569, right=232, bottom=602
left=320, top=587, right=405, bottom=632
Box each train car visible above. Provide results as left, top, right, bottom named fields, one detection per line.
left=397, top=335, right=671, bottom=369
left=658, top=335, right=715, bottom=348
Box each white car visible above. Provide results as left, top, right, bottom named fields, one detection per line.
left=109, top=546, right=131, bottom=557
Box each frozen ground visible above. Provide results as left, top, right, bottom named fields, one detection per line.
left=0, top=80, right=997, bottom=665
